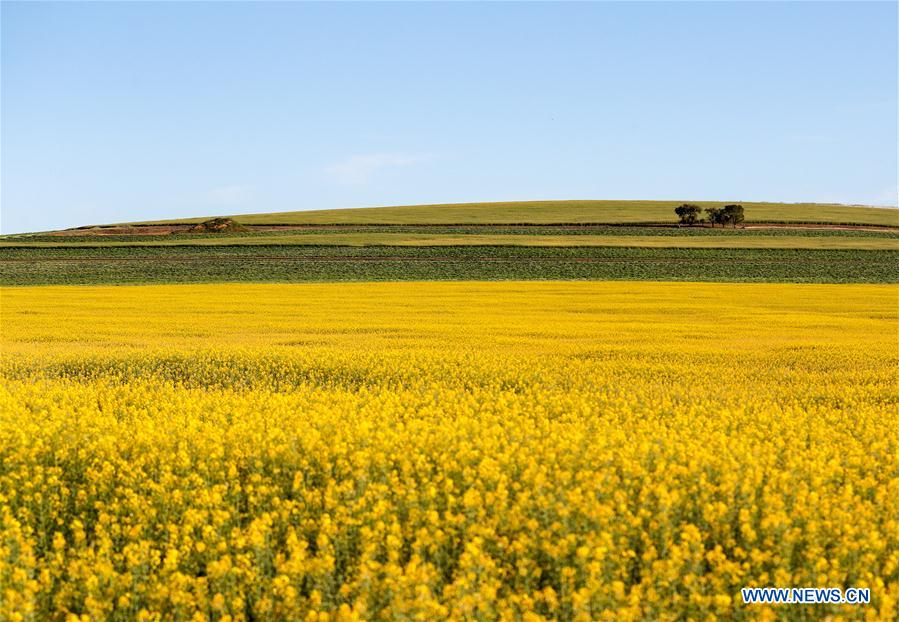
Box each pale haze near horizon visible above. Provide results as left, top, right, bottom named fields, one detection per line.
left=1, top=1, right=897, bottom=234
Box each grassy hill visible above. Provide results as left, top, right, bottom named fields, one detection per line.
left=127, top=200, right=899, bottom=227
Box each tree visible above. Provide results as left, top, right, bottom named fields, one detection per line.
left=721, top=204, right=745, bottom=228
left=704, top=207, right=723, bottom=227
left=674, top=203, right=703, bottom=226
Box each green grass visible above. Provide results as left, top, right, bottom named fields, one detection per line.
left=2, top=246, right=895, bottom=285
left=122, top=200, right=899, bottom=227
left=3, top=233, right=896, bottom=250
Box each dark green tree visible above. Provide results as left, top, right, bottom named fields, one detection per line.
left=674, top=203, right=703, bottom=226
left=722, top=204, right=745, bottom=228
left=704, top=207, right=723, bottom=227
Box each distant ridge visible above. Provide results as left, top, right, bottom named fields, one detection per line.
left=122, top=200, right=898, bottom=228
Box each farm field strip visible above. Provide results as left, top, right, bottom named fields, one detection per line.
left=9, top=224, right=899, bottom=242
left=2, top=281, right=897, bottom=621
left=2, top=233, right=897, bottom=250
left=1, top=246, right=895, bottom=285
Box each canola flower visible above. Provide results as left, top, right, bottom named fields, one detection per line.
left=1, top=282, right=897, bottom=621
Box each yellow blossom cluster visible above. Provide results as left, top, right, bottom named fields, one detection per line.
left=1, top=282, right=897, bottom=621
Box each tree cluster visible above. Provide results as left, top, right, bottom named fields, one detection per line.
left=675, top=204, right=745, bottom=228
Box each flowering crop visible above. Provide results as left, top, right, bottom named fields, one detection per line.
left=1, top=282, right=897, bottom=621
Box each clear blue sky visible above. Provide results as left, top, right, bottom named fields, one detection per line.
left=2, top=1, right=896, bottom=233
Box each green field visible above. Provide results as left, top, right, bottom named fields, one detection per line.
left=122, top=200, right=898, bottom=227
left=2, top=245, right=895, bottom=285
left=4, top=233, right=897, bottom=250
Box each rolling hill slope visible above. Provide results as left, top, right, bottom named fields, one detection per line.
left=126, top=200, right=899, bottom=227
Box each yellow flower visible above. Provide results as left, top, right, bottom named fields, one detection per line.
left=1, top=282, right=896, bottom=621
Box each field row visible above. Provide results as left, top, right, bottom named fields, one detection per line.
left=1, top=246, right=895, bottom=285
left=4, top=233, right=897, bottom=250
left=6, top=225, right=897, bottom=246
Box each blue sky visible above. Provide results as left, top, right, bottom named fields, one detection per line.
left=2, top=1, right=896, bottom=233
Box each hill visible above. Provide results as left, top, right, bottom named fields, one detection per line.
left=125, top=200, right=898, bottom=227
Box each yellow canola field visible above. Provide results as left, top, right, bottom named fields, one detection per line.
left=1, top=282, right=897, bottom=621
